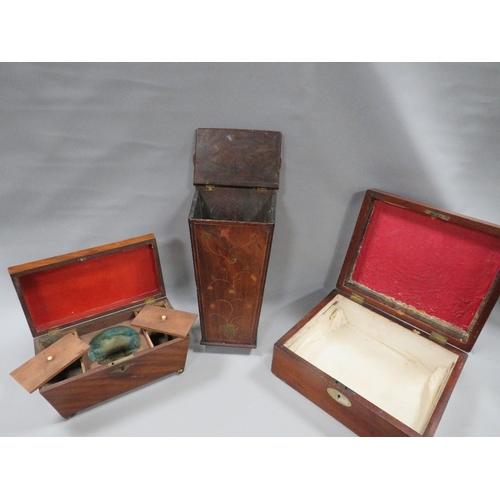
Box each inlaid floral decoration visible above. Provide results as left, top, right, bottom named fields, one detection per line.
left=202, top=229, right=258, bottom=338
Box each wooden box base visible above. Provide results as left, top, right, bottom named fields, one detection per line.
left=272, top=291, right=467, bottom=436
left=189, top=187, right=275, bottom=348
left=35, top=300, right=189, bottom=418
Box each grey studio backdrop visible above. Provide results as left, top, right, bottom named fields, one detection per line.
left=1, top=62, right=500, bottom=436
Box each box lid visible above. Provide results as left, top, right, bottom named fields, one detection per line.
left=193, top=128, right=282, bottom=189
left=10, top=334, right=90, bottom=393
left=8, top=234, right=166, bottom=338
left=337, top=190, right=500, bottom=352
left=131, top=304, right=197, bottom=339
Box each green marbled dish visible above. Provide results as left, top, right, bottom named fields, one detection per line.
left=88, top=326, right=141, bottom=364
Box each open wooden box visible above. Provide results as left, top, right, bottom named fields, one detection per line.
left=272, top=190, right=500, bottom=436
left=9, top=234, right=197, bottom=418
left=189, top=128, right=282, bottom=348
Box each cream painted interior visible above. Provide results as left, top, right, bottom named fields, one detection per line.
left=284, top=294, right=459, bottom=434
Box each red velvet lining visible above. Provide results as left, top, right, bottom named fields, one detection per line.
left=352, top=201, right=500, bottom=331
left=18, top=245, right=161, bottom=333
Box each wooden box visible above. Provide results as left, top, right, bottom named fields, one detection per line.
left=189, top=128, right=282, bottom=348
left=9, top=234, right=197, bottom=418
left=272, top=190, right=500, bottom=436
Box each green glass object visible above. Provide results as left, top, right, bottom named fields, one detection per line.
left=88, top=326, right=141, bottom=364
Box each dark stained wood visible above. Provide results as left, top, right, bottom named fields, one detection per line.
left=190, top=219, right=274, bottom=347
left=271, top=189, right=499, bottom=436
left=194, top=128, right=282, bottom=189
left=273, top=343, right=419, bottom=437
left=9, top=235, right=193, bottom=418
left=189, top=128, right=282, bottom=348
left=40, top=336, right=189, bottom=418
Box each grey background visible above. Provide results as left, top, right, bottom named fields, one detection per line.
left=2, top=62, right=500, bottom=436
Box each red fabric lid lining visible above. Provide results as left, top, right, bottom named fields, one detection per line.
left=351, top=201, right=500, bottom=331
left=18, top=245, right=161, bottom=333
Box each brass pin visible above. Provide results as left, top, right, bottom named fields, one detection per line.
left=47, top=355, right=53, bottom=362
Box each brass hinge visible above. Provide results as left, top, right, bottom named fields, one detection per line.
left=205, top=185, right=215, bottom=191
left=257, top=187, right=268, bottom=192
left=48, top=328, right=61, bottom=337
left=350, top=293, right=365, bottom=305
left=49, top=327, right=77, bottom=337
left=430, top=331, right=448, bottom=346
left=145, top=297, right=156, bottom=305
left=45, top=327, right=77, bottom=346
left=425, top=209, right=450, bottom=221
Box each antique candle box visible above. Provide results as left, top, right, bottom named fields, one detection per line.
left=9, top=234, right=197, bottom=418
left=189, top=128, right=282, bottom=348
left=272, top=189, right=500, bottom=436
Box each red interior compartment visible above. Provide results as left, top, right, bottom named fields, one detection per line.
left=351, top=200, right=500, bottom=332
left=17, top=245, right=162, bottom=334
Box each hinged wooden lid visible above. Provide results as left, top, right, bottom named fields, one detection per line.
left=193, top=128, right=282, bottom=189
left=131, top=305, right=197, bottom=339
left=337, top=190, right=500, bottom=352
left=8, top=234, right=166, bottom=338
left=10, top=334, right=90, bottom=393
